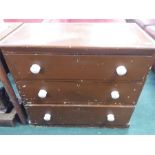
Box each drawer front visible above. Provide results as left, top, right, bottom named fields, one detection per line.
left=25, top=104, right=134, bottom=127
left=17, top=81, right=143, bottom=105
left=4, top=54, right=152, bottom=81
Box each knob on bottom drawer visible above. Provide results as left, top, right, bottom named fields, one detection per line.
left=44, top=113, right=51, bottom=121
left=107, top=113, right=115, bottom=122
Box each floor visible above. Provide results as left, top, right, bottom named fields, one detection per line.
left=0, top=71, right=155, bottom=135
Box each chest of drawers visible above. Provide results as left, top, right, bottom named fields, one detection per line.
left=0, top=23, right=155, bottom=127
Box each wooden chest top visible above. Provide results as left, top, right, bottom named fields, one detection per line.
left=0, top=23, right=155, bottom=51
left=0, top=23, right=23, bottom=41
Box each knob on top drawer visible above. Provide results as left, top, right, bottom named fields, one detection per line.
left=116, top=65, right=127, bottom=76
left=30, top=64, right=41, bottom=74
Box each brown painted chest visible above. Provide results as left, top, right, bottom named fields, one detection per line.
left=0, top=23, right=155, bottom=127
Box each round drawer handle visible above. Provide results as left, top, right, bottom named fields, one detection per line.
left=44, top=113, right=51, bottom=121
left=30, top=64, right=41, bottom=74
left=111, top=90, right=120, bottom=99
left=38, top=89, right=47, bottom=98
left=116, top=65, right=127, bottom=76
left=107, top=113, right=115, bottom=122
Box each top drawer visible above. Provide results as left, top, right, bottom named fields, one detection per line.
left=4, top=54, right=152, bottom=81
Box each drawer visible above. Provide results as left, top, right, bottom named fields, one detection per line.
left=4, top=54, right=152, bottom=81
left=25, top=104, right=134, bottom=127
left=17, top=81, right=143, bottom=105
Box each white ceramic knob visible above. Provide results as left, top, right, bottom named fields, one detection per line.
left=44, top=113, right=51, bottom=121
left=38, top=89, right=47, bottom=98
left=116, top=65, right=127, bottom=76
left=30, top=64, right=41, bottom=74
left=111, top=90, right=120, bottom=99
left=107, top=113, right=115, bottom=122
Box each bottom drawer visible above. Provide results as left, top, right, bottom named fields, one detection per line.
left=25, top=104, right=135, bottom=128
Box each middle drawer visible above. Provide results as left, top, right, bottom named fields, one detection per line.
left=17, top=81, right=143, bottom=105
